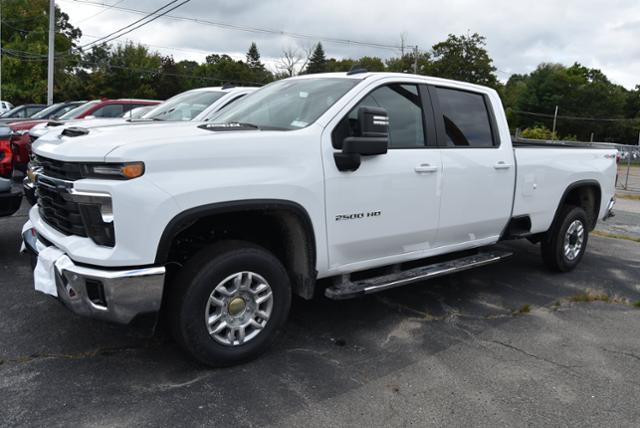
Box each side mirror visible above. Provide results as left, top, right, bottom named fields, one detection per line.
left=334, top=106, right=389, bottom=172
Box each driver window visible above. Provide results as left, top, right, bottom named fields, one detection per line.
left=332, top=84, right=426, bottom=149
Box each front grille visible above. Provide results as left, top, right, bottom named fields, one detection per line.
left=35, top=155, right=84, bottom=181
left=36, top=176, right=87, bottom=237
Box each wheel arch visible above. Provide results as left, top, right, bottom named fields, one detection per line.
left=552, top=179, right=602, bottom=231
left=156, top=199, right=318, bottom=299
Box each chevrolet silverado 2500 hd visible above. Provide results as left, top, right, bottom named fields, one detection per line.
left=22, top=71, right=617, bottom=366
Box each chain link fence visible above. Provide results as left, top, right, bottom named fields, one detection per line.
left=513, top=135, right=640, bottom=193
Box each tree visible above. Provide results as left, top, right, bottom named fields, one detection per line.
left=430, top=33, right=498, bottom=87
left=246, top=42, right=263, bottom=71
left=276, top=46, right=310, bottom=77
left=1, top=0, right=82, bottom=103
left=244, top=42, right=272, bottom=83
left=385, top=51, right=431, bottom=74
left=305, top=42, right=327, bottom=74
left=504, top=63, right=635, bottom=144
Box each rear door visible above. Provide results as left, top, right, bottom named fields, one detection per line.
left=429, top=85, right=514, bottom=248
left=323, top=82, right=442, bottom=271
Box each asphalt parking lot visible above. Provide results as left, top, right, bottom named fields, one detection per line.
left=2, top=201, right=640, bottom=427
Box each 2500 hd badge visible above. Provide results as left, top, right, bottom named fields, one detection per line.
left=335, top=211, right=382, bottom=221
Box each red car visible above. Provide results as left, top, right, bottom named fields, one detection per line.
left=9, top=98, right=161, bottom=171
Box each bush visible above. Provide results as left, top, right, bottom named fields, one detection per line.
left=520, top=125, right=558, bottom=140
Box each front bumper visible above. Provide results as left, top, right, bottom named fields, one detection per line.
left=0, top=185, right=23, bottom=216
left=22, top=226, right=166, bottom=326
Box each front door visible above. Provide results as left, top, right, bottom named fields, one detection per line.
left=323, top=82, right=442, bottom=272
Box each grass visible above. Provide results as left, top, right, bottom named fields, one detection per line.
left=633, top=301, right=640, bottom=309
left=591, top=230, right=640, bottom=243
left=570, top=291, right=610, bottom=303
left=513, top=304, right=531, bottom=315
left=616, top=193, right=640, bottom=201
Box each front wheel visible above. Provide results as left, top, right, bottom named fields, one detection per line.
left=169, top=241, right=291, bottom=367
left=541, top=206, right=589, bottom=272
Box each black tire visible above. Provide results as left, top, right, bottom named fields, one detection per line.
left=541, top=205, right=589, bottom=272
left=168, top=240, right=291, bottom=367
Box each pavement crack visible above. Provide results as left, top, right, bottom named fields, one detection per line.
left=602, top=348, right=640, bottom=363
left=490, top=339, right=580, bottom=373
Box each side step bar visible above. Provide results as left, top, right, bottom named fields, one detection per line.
left=325, top=250, right=512, bottom=300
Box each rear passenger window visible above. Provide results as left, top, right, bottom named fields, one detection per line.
left=435, top=87, right=495, bottom=147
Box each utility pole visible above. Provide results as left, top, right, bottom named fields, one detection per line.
left=47, top=0, right=55, bottom=105
left=413, top=45, right=418, bottom=74
left=551, top=105, right=559, bottom=141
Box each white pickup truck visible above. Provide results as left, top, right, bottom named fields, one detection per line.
left=22, top=71, right=617, bottom=366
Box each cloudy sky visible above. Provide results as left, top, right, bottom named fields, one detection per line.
left=59, top=0, right=640, bottom=89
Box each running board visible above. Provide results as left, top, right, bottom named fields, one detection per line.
left=325, top=250, right=512, bottom=300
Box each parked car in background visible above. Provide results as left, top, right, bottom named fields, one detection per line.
left=0, top=101, right=14, bottom=115
left=0, top=101, right=86, bottom=124
left=0, top=124, right=21, bottom=217
left=9, top=98, right=161, bottom=174
left=0, top=104, right=45, bottom=121
left=22, top=88, right=253, bottom=204
left=122, top=105, right=155, bottom=120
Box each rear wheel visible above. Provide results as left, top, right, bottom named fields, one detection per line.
left=169, top=241, right=291, bottom=366
left=541, top=206, right=589, bottom=272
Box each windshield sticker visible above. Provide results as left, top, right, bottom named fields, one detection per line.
left=290, top=120, right=308, bottom=128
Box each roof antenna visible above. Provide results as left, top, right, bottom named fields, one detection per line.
left=347, top=65, right=368, bottom=75
left=221, top=83, right=235, bottom=90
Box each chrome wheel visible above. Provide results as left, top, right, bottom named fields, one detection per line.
left=205, top=271, right=273, bottom=346
left=563, top=220, right=585, bottom=261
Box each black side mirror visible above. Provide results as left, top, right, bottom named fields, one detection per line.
left=334, top=106, right=389, bottom=172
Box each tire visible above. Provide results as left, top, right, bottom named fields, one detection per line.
left=168, top=240, right=291, bottom=367
left=541, top=205, right=589, bottom=272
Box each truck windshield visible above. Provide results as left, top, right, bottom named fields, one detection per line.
left=207, top=78, right=358, bottom=130
left=59, top=100, right=100, bottom=120
left=144, top=90, right=225, bottom=121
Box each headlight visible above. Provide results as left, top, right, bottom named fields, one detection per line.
left=83, top=162, right=145, bottom=180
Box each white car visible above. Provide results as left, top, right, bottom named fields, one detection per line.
left=0, top=100, right=14, bottom=115
left=23, top=72, right=616, bottom=366
left=28, top=86, right=257, bottom=140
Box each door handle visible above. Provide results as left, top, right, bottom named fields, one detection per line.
left=414, top=164, right=438, bottom=173
left=493, top=161, right=512, bottom=170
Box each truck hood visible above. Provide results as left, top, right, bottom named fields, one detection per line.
left=33, top=121, right=208, bottom=162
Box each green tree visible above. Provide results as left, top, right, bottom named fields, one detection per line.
left=385, top=51, right=431, bottom=74
left=305, top=42, right=327, bottom=74
left=153, top=56, right=183, bottom=99
left=244, top=42, right=272, bottom=83
left=429, top=33, right=498, bottom=87
left=507, top=63, right=633, bottom=143
left=77, top=42, right=162, bottom=99
left=246, top=42, right=263, bottom=71
left=1, top=0, right=82, bottom=103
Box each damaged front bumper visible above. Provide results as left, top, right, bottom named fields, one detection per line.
left=22, top=224, right=166, bottom=327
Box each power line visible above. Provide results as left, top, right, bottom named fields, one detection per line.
left=65, top=0, right=405, bottom=52
left=75, top=0, right=125, bottom=24
left=81, top=0, right=190, bottom=50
